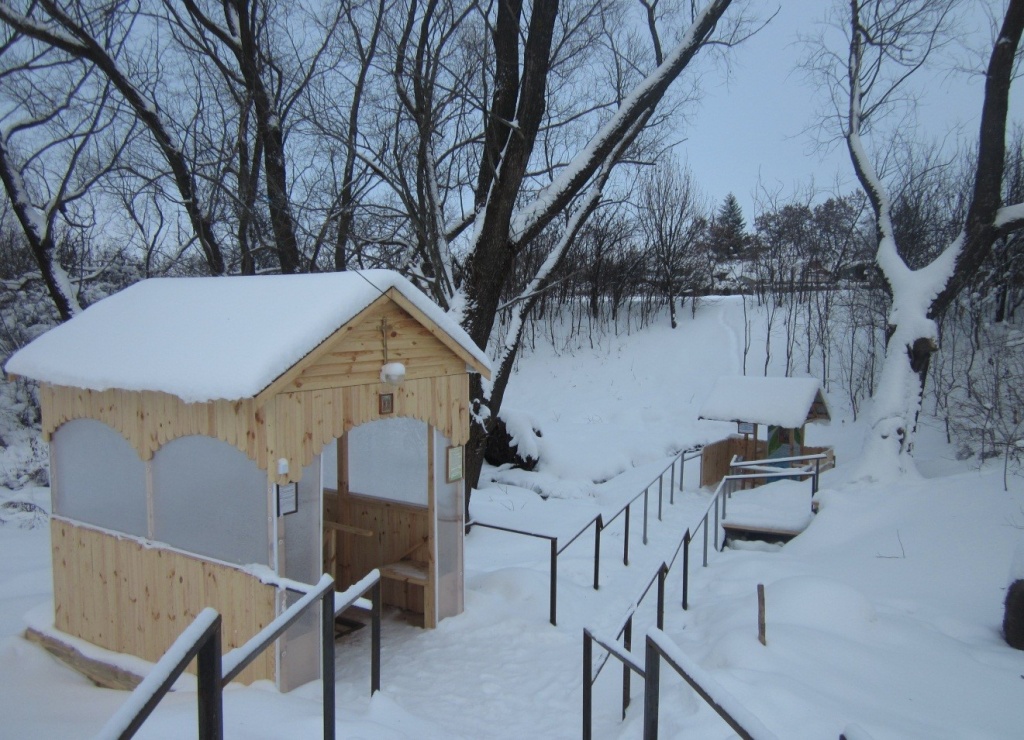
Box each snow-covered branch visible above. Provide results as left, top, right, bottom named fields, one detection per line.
left=509, top=0, right=733, bottom=245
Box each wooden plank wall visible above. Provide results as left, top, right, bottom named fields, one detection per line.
left=699, top=436, right=835, bottom=488
left=335, top=494, right=430, bottom=614
left=699, top=435, right=768, bottom=488
left=266, top=376, right=469, bottom=485
left=39, top=385, right=264, bottom=466
left=40, top=374, right=469, bottom=486
left=51, top=518, right=276, bottom=684
left=283, top=299, right=466, bottom=392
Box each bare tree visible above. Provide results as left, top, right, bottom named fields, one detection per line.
left=0, top=0, right=229, bottom=275
left=635, top=161, right=709, bottom=328
left=0, top=20, right=136, bottom=319
left=809, top=0, right=1024, bottom=475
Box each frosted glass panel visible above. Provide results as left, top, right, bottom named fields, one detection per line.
left=152, top=436, right=268, bottom=566
left=348, top=418, right=428, bottom=505
left=322, top=440, right=338, bottom=490
left=278, top=454, right=322, bottom=691
left=51, top=419, right=146, bottom=536
left=434, top=428, right=463, bottom=620
left=283, top=455, right=321, bottom=586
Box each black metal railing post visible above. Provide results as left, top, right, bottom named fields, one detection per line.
left=550, top=538, right=559, bottom=626
left=642, top=488, right=649, bottom=545
left=813, top=457, right=821, bottom=494
left=645, top=630, right=762, bottom=739
left=196, top=617, right=223, bottom=740
left=670, top=460, right=676, bottom=505
left=682, top=528, right=691, bottom=610
left=714, top=491, right=720, bottom=551
left=583, top=631, right=593, bottom=740
left=321, top=587, right=335, bottom=740
left=656, top=565, right=666, bottom=630
left=593, top=516, right=602, bottom=590
left=622, top=616, right=633, bottom=719
left=658, top=477, right=663, bottom=521
left=643, top=636, right=661, bottom=740
left=702, top=513, right=709, bottom=567
left=623, top=505, right=631, bottom=566
left=371, top=580, right=381, bottom=694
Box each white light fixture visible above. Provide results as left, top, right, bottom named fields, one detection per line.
left=380, top=361, right=406, bottom=386
left=379, top=316, right=406, bottom=386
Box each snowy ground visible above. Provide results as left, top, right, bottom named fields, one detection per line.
left=1, top=296, right=1022, bottom=738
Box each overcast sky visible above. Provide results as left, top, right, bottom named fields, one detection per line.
left=678, top=0, right=1023, bottom=225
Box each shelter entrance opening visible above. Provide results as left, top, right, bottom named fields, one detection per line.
left=322, top=416, right=465, bottom=629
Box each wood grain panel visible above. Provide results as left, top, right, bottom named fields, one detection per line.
left=51, top=518, right=276, bottom=684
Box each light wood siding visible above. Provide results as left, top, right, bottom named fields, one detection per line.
left=39, top=385, right=263, bottom=467
left=332, top=494, right=432, bottom=622
left=283, top=299, right=465, bottom=393
left=39, top=374, right=469, bottom=485
left=51, top=518, right=275, bottom=684
left=699, top=436, right=835, bottom=488
left=265, top=376, right=469, bottom=484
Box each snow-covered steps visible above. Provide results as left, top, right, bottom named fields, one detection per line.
left=721, top=478, right=816, bottom=545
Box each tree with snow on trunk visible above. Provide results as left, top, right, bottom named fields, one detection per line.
left=817, top=0, right=1024, bottom=479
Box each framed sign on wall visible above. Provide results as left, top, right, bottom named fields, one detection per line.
left=447, top=445, right=464, bottom=483
left=277, top=482, right=298, bottom=516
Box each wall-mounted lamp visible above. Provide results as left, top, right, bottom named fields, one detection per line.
left=379, top=316, right=406, bottom=386
left=380, top=361, right=406, bottom=385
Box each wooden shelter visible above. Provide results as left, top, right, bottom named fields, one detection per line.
left=5, top=271, right=490, bottom=690
left=697, top=376, right=831, bottom=488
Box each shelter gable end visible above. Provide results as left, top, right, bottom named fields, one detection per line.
left=284, top=299, right=464, bottom=393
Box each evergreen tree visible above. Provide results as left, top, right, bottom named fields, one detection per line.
left=709, top=193, right=747, bottom=259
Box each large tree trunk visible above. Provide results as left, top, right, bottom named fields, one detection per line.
left=845, top=0, right=1024, bottom=478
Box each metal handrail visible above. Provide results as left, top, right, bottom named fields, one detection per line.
left=583, top=481, right=729, bottom=738
left=730, top=452, right=826, bottom=467
left=469, top=515, right=601, bottom=625
left=97, top=608, right=223, bottom=740
left=728, top=451, right=826, bottom=495
left=101, top=571, right=382, bottom=740
left=472, top=448, right=700, bottom=626
left=644, top=628, right=778, bottom=740
left=583, top=452, right=834, bottom=738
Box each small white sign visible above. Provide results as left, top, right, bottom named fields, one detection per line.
left=447, top=445, right=464, bottom=483
left=737, top=422, right=755, bottom=435
left=277, top=482, right=298, bottom=516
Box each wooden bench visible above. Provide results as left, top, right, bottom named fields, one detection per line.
left=378, top=559, right=433, bottom=627
left=379, top=560, right=429, bottom=586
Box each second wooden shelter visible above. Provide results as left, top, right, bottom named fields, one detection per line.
left=697, top=375, right=832, bottom=487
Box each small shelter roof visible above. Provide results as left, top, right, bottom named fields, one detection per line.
left=698, top=376, right=830, bottom=429
left=6, top=270, right=490, bottom=403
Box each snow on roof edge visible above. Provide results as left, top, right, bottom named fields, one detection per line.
left=698, top=376, right=829, bottom=429
left=5, top=270, right=490, bottom=403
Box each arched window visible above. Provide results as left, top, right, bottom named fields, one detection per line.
left=51, top=419, right=147, bottom=536
left=152, top=436, right=269, bottom=566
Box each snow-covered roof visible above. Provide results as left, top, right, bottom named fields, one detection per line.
left=698, top=376, right=830, bottom=429
left=5, top=271, right=490, bottom=403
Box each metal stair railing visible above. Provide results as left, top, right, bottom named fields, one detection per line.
left=643, top=628, right=779, bottom=740
left=471, top=447, right=703, bottom=625
left=98, top=570, right=382, bottom=740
